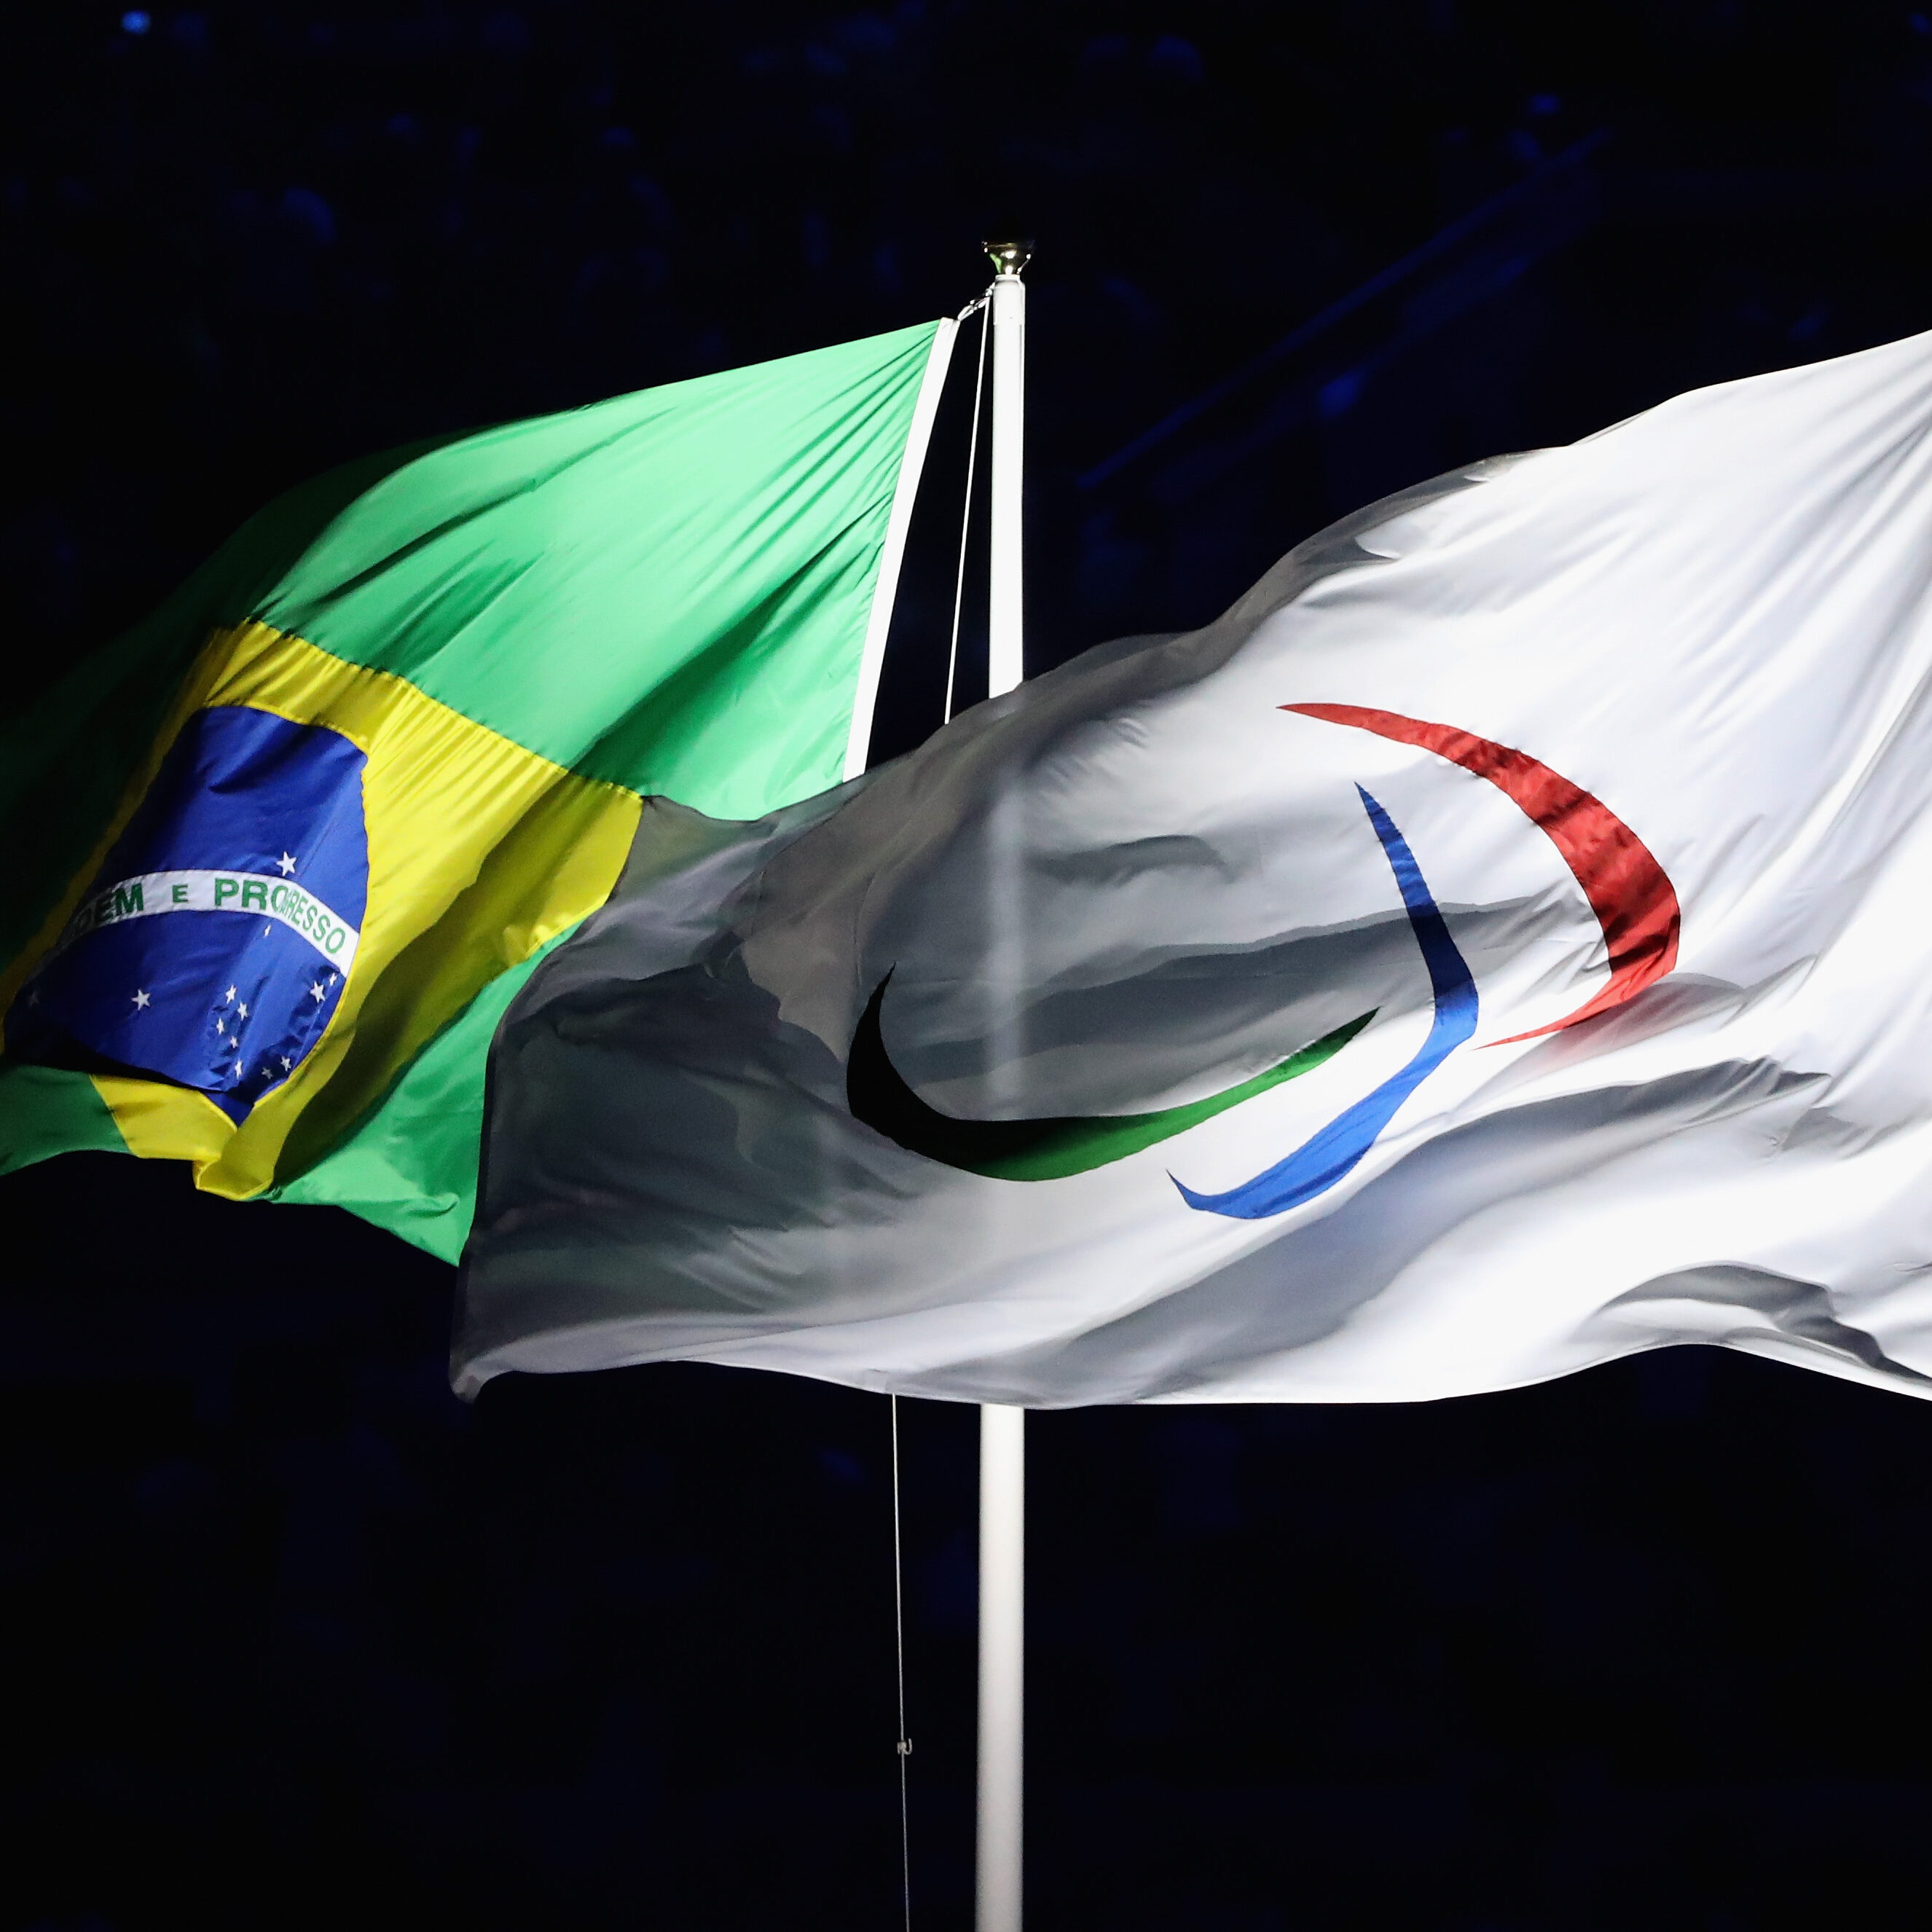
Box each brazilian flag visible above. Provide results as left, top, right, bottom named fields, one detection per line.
left=0, top=320, right=954, bottom=1260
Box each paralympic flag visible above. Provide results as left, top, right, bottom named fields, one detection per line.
left=459, top=328, right=1932, bottom=1407
left=0, top=321, right=954, bottom=1257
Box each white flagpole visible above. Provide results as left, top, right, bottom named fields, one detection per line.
left=984, top=243, right=1028, bottom=700
left=977, top=235, right=1031, bottom=1932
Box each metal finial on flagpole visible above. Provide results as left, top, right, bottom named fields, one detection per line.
left=983, top=237, right=1033, bottom=280
left=976, top=234, right=1031, bottom=1932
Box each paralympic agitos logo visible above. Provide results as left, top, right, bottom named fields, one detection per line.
left=847, top=704, right=1681, bottom=1220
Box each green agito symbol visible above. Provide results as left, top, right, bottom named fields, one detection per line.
left=844, top=970, right=1374, bottom=1183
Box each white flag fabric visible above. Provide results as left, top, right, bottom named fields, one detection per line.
left=456, top=331, right=1932, bottom=1409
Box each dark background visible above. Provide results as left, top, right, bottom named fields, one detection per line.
left=7, top=4, right=1932, bottom=1928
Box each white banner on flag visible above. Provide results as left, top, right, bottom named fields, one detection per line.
left=460, top=329, right=1932, bottom=1412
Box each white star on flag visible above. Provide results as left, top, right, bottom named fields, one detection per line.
left=214, top=1016, right=225, bottom=1036
left=233, top=1059, right=243, bottom=1076
left=224, top=985, right=236, bottom=1003
left=309, top=981, right=326, bottom=1001
left=237, top=1002, right=248, bottom=1019
left=276, top=852, right=297, bottom=875
left=131, top=989, right=150, bottom=1010
left=280, top=1055, right=292, bottom=1071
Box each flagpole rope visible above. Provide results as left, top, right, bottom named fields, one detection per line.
left=892, top=291, right=984, bottom=1928
left=892, top=1392, right=914, bottom=1932
left=944, top=292, right=993, bottom=725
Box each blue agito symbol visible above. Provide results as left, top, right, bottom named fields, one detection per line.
left=9, top=704, right=370, bottom=1123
